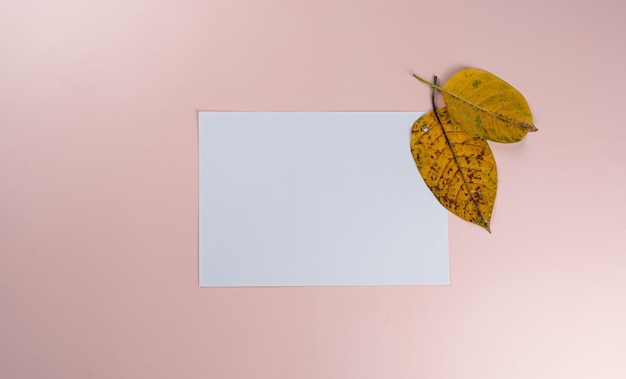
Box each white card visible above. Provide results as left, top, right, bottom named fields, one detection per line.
left=199, top=112, right=448, bottom=286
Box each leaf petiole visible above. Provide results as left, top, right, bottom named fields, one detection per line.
left=431, top=75, right=443, bottom=127
left=413, top=74, right=446, bottom=92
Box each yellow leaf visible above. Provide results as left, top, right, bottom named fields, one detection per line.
left=414, top=68, right=538, bottom=143
left=411, top=107, right=497, bottom=232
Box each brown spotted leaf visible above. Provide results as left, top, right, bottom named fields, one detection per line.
left=411, top=107, right=497, bottom=232
left=414, top=68, right=537, bottom=143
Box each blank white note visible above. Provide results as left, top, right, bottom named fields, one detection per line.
left=199, top=112, right=448, bottom=286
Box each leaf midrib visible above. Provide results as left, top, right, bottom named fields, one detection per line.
left=433, top=109, right=491, bottom=232
left=413, top=74, right=515, bottom=125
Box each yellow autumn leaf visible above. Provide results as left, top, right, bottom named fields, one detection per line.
left=414, top=68, right=538, bottom=143
left=411, top=107, right=497, bottom=232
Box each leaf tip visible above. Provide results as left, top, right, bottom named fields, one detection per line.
left=477, top=220, right=491, bottom=233
left=523, top=122, right=538, bottom=133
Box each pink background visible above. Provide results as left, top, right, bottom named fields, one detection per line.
left=2, top=0, right=625, bottom=378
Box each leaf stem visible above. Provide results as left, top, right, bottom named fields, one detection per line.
left=413, top=74, right=446, bottom=92
left=431, top=76, right=442, bottom=127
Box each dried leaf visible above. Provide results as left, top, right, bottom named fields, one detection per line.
left=411, top=107, right=497, bottom=232
left=414, top=68, right=537, bottom=143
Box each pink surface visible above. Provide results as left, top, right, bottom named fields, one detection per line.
left=1, top=0, right=625, bottom=378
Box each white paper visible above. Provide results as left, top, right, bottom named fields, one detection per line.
left=199, top=112, right=448, bottom=286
